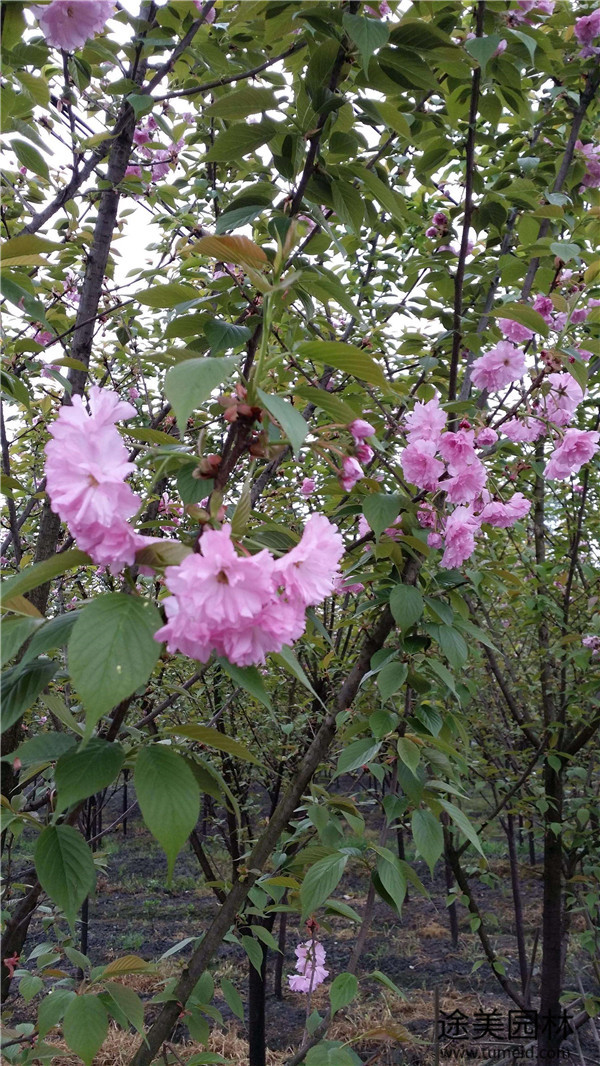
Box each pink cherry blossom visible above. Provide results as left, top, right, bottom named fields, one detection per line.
left=355, top=442, right=373, bottom=464
left=193, top=0, right=217, bottom=21
left=417, top=502, right=437, bottom=529
left=493, top=38, right=507, bottom=57
left=502, top=416, right=545, bottom=443
left=438, top=429, right=477, bottom=470
left=582, top=634, right=600, bottom=657
left=575, top=141, right=600, bottom=188
left=357, top=515, right=370, bottom=538
left=544, top=429, right=599, bottom=480
left=571, top=307, right=589, bottom=324
left=288, top=941, right=328, bottom=994
left=44, top=387, right=150, bottom=571
left=498, top=317, right=534, bottom=344
left=577, top=349, right=592, bottom=362
left=404, top=394, right=447, bottom=445
left=37, top=0, right=114, bottom=51
left=574, top=10, right=600, bottom=55
left=444, top=459, right=487, bottom=504
left=340, top=455, right=364, bottom=492
left=471, top=341, right=526, bottom=392
left=400, top=440, right=444, bottom=492
left=33, top=329, right=53, bottom=346
left=543, top=372, right=584, bottom=427
left=441, top=507, right=480, bottom=569
left=125, top=165, right=142, bottom=178
left=532, top=294, right=554, bottom=322
left=350, top=418, right=375, bottom=441
left=274, top=514, right=344, bottom=607
left=301, top=478, right=315, bottom=497
left=428, top=532, right=443, bottom=548
left=479, top=492, right=531, bottom=527
left=476, top=427, right=498, bottom=446
left=432, top=211, right=448, bottom=227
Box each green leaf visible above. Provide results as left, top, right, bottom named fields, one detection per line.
left=465, top=34, right=503, bottom=75
left=62, top=994, right=108, bottom=1066
left=55, top=739, right=125, bottom=813
left=215, top=202, right=266, bottom=234
left=492, top=301, right=549, bottom=338
left=343, top=12, right=389, bottom=67
left=1, top=235, right=61, bottom=262
left=390, top=18, right=453, bottom=50
left=397, top=737, right=420, bottom=775
left=204, top=319, right=251, bottom=354
left=437, top=625, right=468, bottom=669
left=37, top=989, right=76, bottom=1038
left=134, top=745, right=200, bottom=879
left=35, top=825, right=96, bottom=927
left=126, top=93, right=154, bottom=116
left=301, top=853, right=348, bottom=918
left=0, top=615, right=42, bottom=666
left=167, top=723, right=259, bottom=765
left=331, top=181, right=364, bottom=235
left=257, top=388, right=308, bottom=456
left=219, top=660, right=273, bottom=711
left=0, top=549, right=92, bottom=604
left=335, top=738, right=381, bottom=776
left=297, top=341, right=387, bottom=388
left=305, top=1041, right=358, bottom=1066
left=19, top=973, right=43, bottom=1003
left=389, top=585, right=424, bottom=631
left=137, top=281, right=199, bottom=308
left=356, top=166, right=407, bottom=223
left=293, top=384, right=357, bottom=425
left=102, top=982, right=144, bottom=1035
left=12, top=138, right=49, bottom=179
left=165, top=356, right=237, bottom=433
left=101, top=955, right=153, bottom=977
left=375, top=848, right=407, bottom=912
left=0, top=660, right=57, bottom=733
left=241, top=934, right=264, bottom=974
left=411, top=809, right=443, bottom=874
left=329, top=972, right=358, bottom=1015
left=438, top=799, right=486, bottom=858
left=220, top=977, right=244, bottom=1021
left=207, top=87, right=278, bottom=120
left=370, top=970, right=407, bottom=999
left=377, top=661, right=407, bottom=703
left=271, top=645, right=323, bottom=705
left=21, top=611, right=80, bottom=665
left=426, top=659, right=460, bottom=701
left=363, top=493, right=401, bottom=541
left=193, top=234, right=269, bottom=270
left=549, top=241, right=581, bottom=263
left=7, top=732, right=76, bottom=768
left=205, top=120, right=277, bottom=161
left=68, top=594, right=162, bottom=735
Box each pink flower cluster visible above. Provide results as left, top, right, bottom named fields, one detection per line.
left=339, top=419, right=376, bottom=491
left=37, top=0, right=114, bottom=51
left=127, top=117, right=185, bottom=184
left=401, top=395, right=531, bottom=568
left=582, top=634, right=600, bottom=658
left=471, top=340, right=526, bottom=393
left=45, top=388, right=154, bottom=571
left=288, top=941, right=329, bottom=993
left=155, top=515, right=344, bottom=667
left=574, top=9, right=600, bottom=57
left=426, top=211, right=449, bottom=240
left=575, top=141, right=600, bottom=189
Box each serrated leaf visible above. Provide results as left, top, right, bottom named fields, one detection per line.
left=103, top=982, right=144, bottom=1035
left=293, top=384, right=357, bottom=425
left=492, top=301, right=549, bottom=338
left=377, top=661, right=407, bottom=703
left=165, top=355, right=237, bottom=432
left=193, top=234, right=269, bottom=270
left=37, top=988, right=76, bottom=1037
left=101, top=955, right=153, bottom=977
left=0, top=549, right=92, bottom=604
left=35, top=825, right=96, bottom=927
left=204, top=319, right=251, bottom=354
left=343, top=13, right=389, bottom=66
left=363, top=493, right=401, bottom=541
left=465, top=34, right=503, bottom=75
left=68, top=594, right=162, bottom=735
left=167, top=723, right=259, bottom=764
left=0, top=615, right=42, bottom=666
left=220, top=977, right=244, bottom=1021
left=12, top=138, right=49, bottom=179
left=205, top=120, right=277, bottom=161
left=438, top=798, right=486, bottom=858
left=137, top=281, right=198, bottom=308
left=62, top=994, right=108, bottom=1066
left=397, top=737, right=420, bottom=775
left=7, top=732, right=76, bottom=768
left=297, top=341, right=387, bottom=387
left=335, top=738, right=381, bottom=776
left=1, top=660, right=58, bottom=733
left=207, top=87, right=278, bottom=120
left=55, top=739, right=125, bottom=813
left=411, top=809, right=443, bottom=874
left=219, top=659, right=273, bottom=711
left=301, top=853, right=348, bottom=918
left=241, top=934, right=264, bottom=974
left=21, top=611, right=79, bottom=665
left=134, top=745, right=200, bottom=878
left=437, top=625, right=468, bottom=669
left=257, top=388, right=308, bottom=456
left=389, top=585, right=423, bottom=631
left=329, top=972, right=358, bottom=1015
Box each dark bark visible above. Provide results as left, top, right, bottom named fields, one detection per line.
left=274, top=909, right=287, bottom=1000
left=537, top=763, right=565, bottom=1062
left=504, top=813, right=528, bottom=997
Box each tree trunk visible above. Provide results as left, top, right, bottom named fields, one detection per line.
left=537, top=762, right=564, bottom=1063
left=505, top=814, right=528, bottom=996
